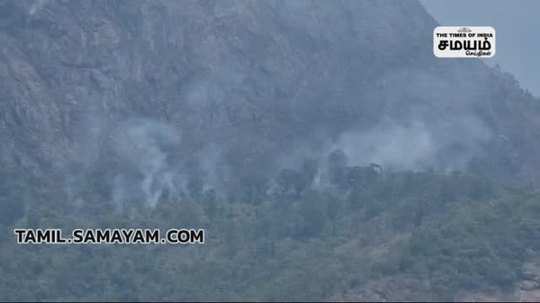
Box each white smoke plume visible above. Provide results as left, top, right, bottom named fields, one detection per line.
left=111, top=118, right=182, bottom=208
left=334, top=115, right=492, bottom=172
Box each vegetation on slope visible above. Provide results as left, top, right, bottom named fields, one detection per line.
left=1, top=154, right=539, bottom=301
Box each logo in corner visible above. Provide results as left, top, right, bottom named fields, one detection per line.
left=434, top=26, right=495, bottom=58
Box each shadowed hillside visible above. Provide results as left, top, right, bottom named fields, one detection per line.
left=1, top=0, right=540, bottom=301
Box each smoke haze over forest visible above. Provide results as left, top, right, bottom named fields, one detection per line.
left=1, top=0, right=540, bottom=301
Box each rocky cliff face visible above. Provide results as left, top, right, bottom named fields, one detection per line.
left=1, top=1, right=539, bottom=212
left=4, top=2, right=540, bottom=300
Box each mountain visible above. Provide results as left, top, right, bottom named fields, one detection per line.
left=1, top=0, right=540, bottom=300
left=2, top=0, right=539, bottom=194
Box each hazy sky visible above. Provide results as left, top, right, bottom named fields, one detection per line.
left=420, top=0, right=540, bottom=96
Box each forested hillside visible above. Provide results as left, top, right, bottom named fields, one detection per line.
left=3, top=163, right=540, bottom=300
left=1, top=0, right=540, bottom=301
